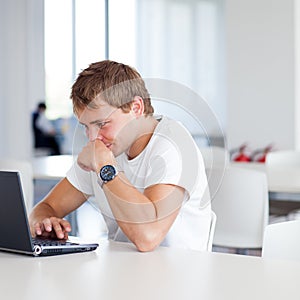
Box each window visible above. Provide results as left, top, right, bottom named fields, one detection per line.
left=45, top=0, right=73, bottom=119
left=44, top=0, right=106, bottom=119
left=135, top=0, right=225, bottom=133
left=44, top=0, right=225, bottom=134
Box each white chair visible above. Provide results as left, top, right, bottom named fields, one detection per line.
left=211, top=167, right=269, bottom=252
left=200, top=147, right=230, bottom=202
left=0, top=159, right=34, bottom=213
left=207, top=211, right=217, bottom=251
left=262, top=220, right=300, bottom=261
left=265, top=150, right=300, bottom=190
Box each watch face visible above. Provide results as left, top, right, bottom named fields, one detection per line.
left=100, top=165, right=116, bottom=182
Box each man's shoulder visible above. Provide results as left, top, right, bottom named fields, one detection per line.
left=154, top=117, right=195, bottom=150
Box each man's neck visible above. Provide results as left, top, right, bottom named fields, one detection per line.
left=127, top=116, right=159, bottom=160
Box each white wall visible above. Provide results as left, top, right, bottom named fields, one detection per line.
left=295, top=0, right=300, bottom=149
left=27, top=0, right=45, bottom=112
left=225, top=0, right=296, bottom=151
left=0, top=0, right=44, bottom=160
left=0, top=0, right=299, bottom=157
left=136, top=0, right=226, bottom=137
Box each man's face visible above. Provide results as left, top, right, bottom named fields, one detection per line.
left=77, top=101, right=137, bottom=157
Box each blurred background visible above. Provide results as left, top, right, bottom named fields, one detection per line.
left=0, top=0, right=299, bottom=160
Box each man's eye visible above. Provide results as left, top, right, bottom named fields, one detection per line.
left=97, top=121, right=109, bottom=129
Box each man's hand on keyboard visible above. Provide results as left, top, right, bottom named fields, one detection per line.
left=31, top=217, right=71, bottom=240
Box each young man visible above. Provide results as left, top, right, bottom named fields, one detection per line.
left=29, top=60, right=211, bottom=252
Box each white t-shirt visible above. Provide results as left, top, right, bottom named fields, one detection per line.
left=67, top=116, right=211, bottom=251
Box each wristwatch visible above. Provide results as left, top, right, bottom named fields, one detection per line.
left=98, top=165, right=119, bottom=187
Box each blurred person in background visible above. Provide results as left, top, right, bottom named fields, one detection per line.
left=32, top=102, right=61, bottom=155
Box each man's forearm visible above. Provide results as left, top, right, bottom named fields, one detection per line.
left=102, top=172, right=157, bottom=224
left=101, top=172, right=184, bottom=251
left=29, top=201, right=58, bottom=224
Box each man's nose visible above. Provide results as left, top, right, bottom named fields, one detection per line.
left=88, top=127, right=103, bottom=142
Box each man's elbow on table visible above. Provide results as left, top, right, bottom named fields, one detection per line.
left=135, top=240, right=159, bottom=253
left=132, top=230, right=164, bottom=252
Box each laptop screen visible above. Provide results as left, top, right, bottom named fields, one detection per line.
left=0, top=171, right=33, bottom=253
left=0, top=171, right=99, bottom=256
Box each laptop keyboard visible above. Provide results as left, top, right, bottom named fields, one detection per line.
left=32, top=238, right=78, bottom=247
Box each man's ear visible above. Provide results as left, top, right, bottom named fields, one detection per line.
left=131, top=96, right=144, bottom=116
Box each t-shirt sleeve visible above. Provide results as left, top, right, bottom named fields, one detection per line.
left=144, top=120, right=207, bottom=199
left=144, top=140, right=182, bottom=188
left=66, top=160, right=94, bottom=196
left=146, top=125, right=206, bottom=194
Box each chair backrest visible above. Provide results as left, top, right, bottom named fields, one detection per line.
left=266, top=150, right=300, bottom=166
left=265, top=151, right=300, bottom=190
left=262, top=220, right=300, bottom=261
left=211, top=167, right=269, bottom=249
left=207, top=210, right=217, bottom=251
left=199, top=146, right=230, bottom=169
left=200, top=147, right=230, bottom=201
left=0, top=159, right=34, bottom=213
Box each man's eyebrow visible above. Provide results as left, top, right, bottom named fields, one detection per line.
left=90, top=119, right=107, bottom=125
left=79, top=119, right=106, bottom=126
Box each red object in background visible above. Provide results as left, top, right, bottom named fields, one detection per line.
left=231, top=144, right=251, bottom=162
left=252, top=144, right=274, bottom=163
left=257, top=155, right=266, bottom=163
left=233, top=153, right=251, bottom=162
left=231, top=144, right=274, bottom=163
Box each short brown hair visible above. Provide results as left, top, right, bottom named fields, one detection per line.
left=70, top=60, right=154, bottom=116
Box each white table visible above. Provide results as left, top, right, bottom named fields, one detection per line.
left=1, top=240, right=300, bottom=300
left=32, top=155, right=75, bottom=180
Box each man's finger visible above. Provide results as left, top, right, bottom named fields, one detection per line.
left=33, top=222, right=43, bottom=236
left=42, top=218, right=52, bottom=232
left=51, top=219, right=65, bottom=239
left=60, top=219, right=72, bottom=233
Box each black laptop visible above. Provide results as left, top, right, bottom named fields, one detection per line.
left=0, top=171, right=99, bottom=256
